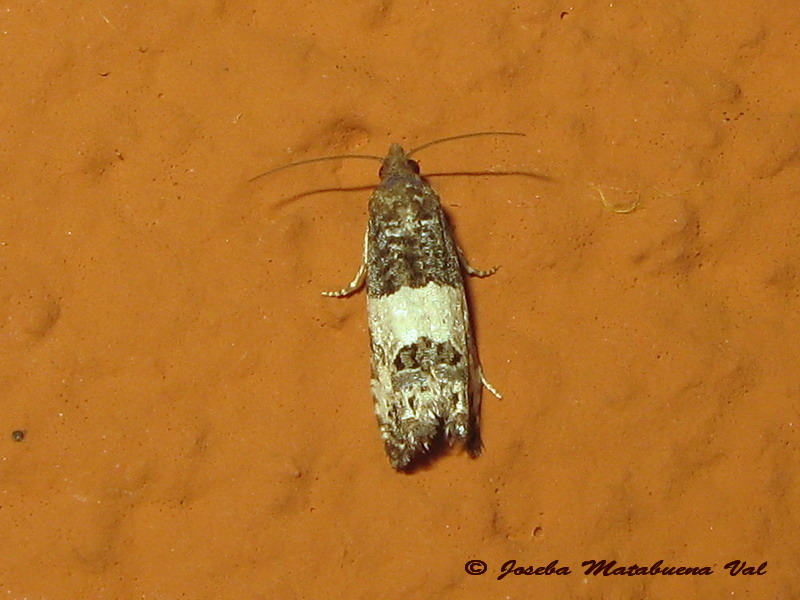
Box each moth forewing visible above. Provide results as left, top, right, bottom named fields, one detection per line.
left=327, top=142, right=500, bottom=470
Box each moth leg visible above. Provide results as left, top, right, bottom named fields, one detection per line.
left=457, top=245, right=499, bottom=278
left=480, top=369, right=503, bottom=399
left=457, top=245, right=501, bottom=396
left=321, top=230, right=368, bottom=298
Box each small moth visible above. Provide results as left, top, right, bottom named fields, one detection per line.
left=255, top=132, right=522, bottom=470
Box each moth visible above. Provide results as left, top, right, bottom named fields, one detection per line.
left=254, top=132, right=522, bottom=470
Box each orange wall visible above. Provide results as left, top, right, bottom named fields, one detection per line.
left=0, top=1, right=796, bottom=597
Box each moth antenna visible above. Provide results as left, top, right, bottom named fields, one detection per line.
left=249, top=153, right=383, bottom=182
left=409, top=131, right=525, bottom=156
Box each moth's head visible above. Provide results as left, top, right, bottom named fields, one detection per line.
left=378, top=143, right=421, bottom=182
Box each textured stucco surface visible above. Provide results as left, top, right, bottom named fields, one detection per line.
left=0, top=1, right=797, bottom=598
